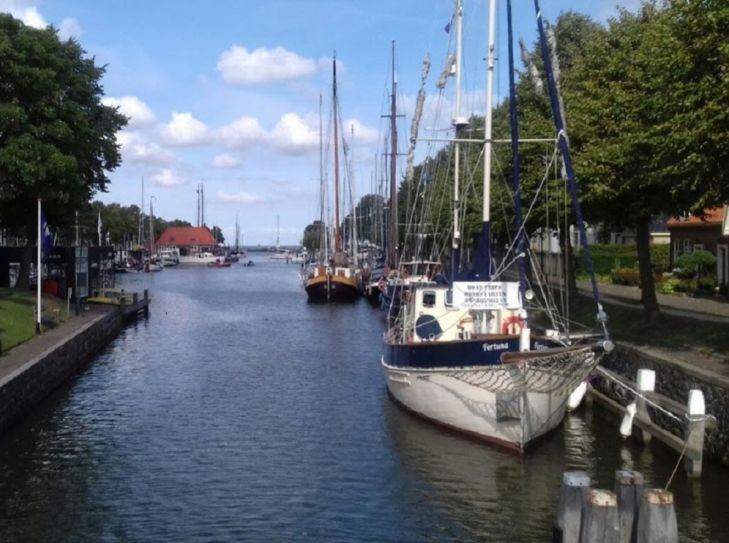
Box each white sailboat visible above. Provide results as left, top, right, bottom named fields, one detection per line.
left=382, top=0, right=612, bottom=452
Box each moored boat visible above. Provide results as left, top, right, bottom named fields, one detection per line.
left=382, top=0, right=612, bottom=452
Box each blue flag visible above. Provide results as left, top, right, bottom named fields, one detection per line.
left=444, top=21, right=451, bottom=33
left=41, top=210, right=53, bottom=258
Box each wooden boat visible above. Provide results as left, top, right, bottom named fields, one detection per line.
left=207, top=259, right=231, bottom=268
left=304, top=54, right=361, bottom=303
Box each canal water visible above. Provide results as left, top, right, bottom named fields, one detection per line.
left=0, top=257, right=727, bottom=542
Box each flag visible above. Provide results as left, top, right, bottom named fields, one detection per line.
left=40, top=209, right=53, bottom=258
left=97, top=209, right=102, bottom=245
left=444, top=21, right=451, bottom=33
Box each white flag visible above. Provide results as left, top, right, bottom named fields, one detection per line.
left=97, top=209, right=102, bottom=245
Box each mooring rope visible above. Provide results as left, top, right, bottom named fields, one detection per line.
left=594, top=366, right=683, bottom=423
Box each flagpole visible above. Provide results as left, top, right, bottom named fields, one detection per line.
left=36, top=198, right=42, bottom=334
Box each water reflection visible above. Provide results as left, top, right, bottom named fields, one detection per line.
left=0, top=259, right=727, bottom=542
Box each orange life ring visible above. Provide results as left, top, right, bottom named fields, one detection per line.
left=501, top=315, right=524, bottom=335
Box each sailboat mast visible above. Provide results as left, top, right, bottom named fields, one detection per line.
left=388, top=41, right=398, bottom=268
left=333, top=53, right=342, bottom=254
left=451, top=0, right=466, bottom=278
left=319, top=93, right=327, bottom=262
left=507, top=0, right=526, bottom=294
left=480, top=0, right=496, bottom=278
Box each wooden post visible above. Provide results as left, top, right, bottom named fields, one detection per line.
left=636, top=489, right=678, bottom=543
left=614, top=470, right=644, bottom=543
left=554, top=471, right=590, bottom=543
left=579, top=489, right=620, bottom=543
left=133, top=292, right=138, bottom=305
left=635, top=369, right=654, bottom=445
left=684, top=389, right=705, bottom=477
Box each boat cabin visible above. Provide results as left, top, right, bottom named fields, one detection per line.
left=402, top=282, right=524, bottom=343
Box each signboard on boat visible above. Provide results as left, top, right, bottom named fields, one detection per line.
left=452, top=281, right=520, bottom=310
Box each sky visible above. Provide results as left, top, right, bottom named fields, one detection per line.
left=1, top=0, right=638, bottom=246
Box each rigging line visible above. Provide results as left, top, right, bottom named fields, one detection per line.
left=493, top=143, right=560, bottom=278
left=593, top=367, right=682, bottom=423
left=525, top=246, right=567, bottom=333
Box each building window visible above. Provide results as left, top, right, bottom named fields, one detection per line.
left=694, top=243, right=704, bottom=252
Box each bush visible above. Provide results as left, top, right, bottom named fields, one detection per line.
left=676, top=250, right=717, bottom=278
left=697, top=276, right=717, bottom=294
left=576, top=243, right=671, bottom=276
left=611, top=267, right=641, bottom=286
left=674, top=278, right=698, bottom=295
left=659, top=277, right=681, bottom=294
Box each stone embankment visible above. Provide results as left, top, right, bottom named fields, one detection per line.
left=0, top=306, right=121, bottom=435
left=596, top=343, right=729, bottom=465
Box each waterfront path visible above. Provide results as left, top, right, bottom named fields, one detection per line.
left=577, top=280, right=729, bottom=322
left=577, top=280, right=729, bottom=379
left=0, top=306, right=112, bottom=383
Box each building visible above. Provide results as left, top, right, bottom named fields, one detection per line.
left=155, top=227, right=216, bottom=256
left=667, top=206, right=729, bottom=286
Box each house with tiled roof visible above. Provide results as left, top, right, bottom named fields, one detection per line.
left=667, top=206, right=729, bottom=287
left=156, top=226, right=216, bottom=256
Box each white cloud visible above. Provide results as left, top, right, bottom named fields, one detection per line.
left=58, top=17, right=82, bottom=40
left=0, top=1, right=47, bottom=28
left=152, top=168, right=183, bottom=188
left=269, top=113, right=318, bottom=154
left=217, top=190, right=262, bottom=205
left=216, top=46, right=316, bottom=85
left=162, top=112, right=209, bottom=146
left=217, top=116, right=266, bottom=148
left=103, top=96, right=155, bottom=128
left=211, top=153, right=240, bottom=169
left=344, top=118, right=379, bottom=145
left=116, top=131, right=173, bottom=165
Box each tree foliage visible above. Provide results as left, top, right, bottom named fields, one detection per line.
left=0, top=15, right=127, bottom=237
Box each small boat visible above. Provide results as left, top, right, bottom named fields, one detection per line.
left=86, top=288, right=136, bottom=306
left=207, top=259, right=232, bottom=268
left=242, top=260, right=255, bottom=267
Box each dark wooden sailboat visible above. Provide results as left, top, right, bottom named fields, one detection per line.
left=305, top=54, right=360, bottom=302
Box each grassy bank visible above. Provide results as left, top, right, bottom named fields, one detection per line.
left=0, top=288, right=70, bottom=352
left=570, top=296, right=729, bottom=359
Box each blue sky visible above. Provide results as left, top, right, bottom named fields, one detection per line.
left=2, top=0, right=637, bottom=245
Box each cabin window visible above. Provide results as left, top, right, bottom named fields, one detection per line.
left=445, top=289, right=454, bottom=307
left=422, top=291, right=436, bottom=308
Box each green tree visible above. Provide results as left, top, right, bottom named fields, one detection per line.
left=0, top=15, right=127, bottom=285
left=565, top=1, right=729, bottom=320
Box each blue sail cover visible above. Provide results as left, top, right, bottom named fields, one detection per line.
left=468, top=221, right=491, bottom=280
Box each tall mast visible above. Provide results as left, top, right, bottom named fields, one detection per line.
left=388, top=40, right=398, bottom=268
left=139, top=176, right=145, bottom=245
left=472, top=0, right=497, bottom=281
left=276, top=215, right=280, bottom=248
left=319, top=93, right=327, bottom=261
left=332, top=53, right=342, bottom=253
left=451, top=0, right=467, bottom=278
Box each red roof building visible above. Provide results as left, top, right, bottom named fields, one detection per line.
left=667, top=206, right=728, bottom=286
left=156, top=227, right=216, bottom=254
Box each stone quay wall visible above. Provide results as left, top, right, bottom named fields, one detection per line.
left=595, top=343, right=729, bottom=465
left=0, top=309, right=121, bottom=435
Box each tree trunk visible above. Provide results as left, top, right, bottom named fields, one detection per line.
left=636, top=214, right=660, bottom=322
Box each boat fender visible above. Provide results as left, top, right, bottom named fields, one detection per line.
left=501, top=315, right=524, bottom=335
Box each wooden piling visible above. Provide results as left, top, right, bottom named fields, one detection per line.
left=635, top=369, right=654, bottom=445
left=614, top=470, right=644, bottom=543
left=554, top=471, right=590, bottom=543
left=684, top=389, right=705, bottom=477
left=579, top=489, right=620, bottom=543
left=636, top=489, right=677, bottom=543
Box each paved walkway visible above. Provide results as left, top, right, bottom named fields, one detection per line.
left=0, top=306, right=112, bottom=382
left=577, top=280, right=729, bottom=323
left=576, top=280, right=729, bottom=377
